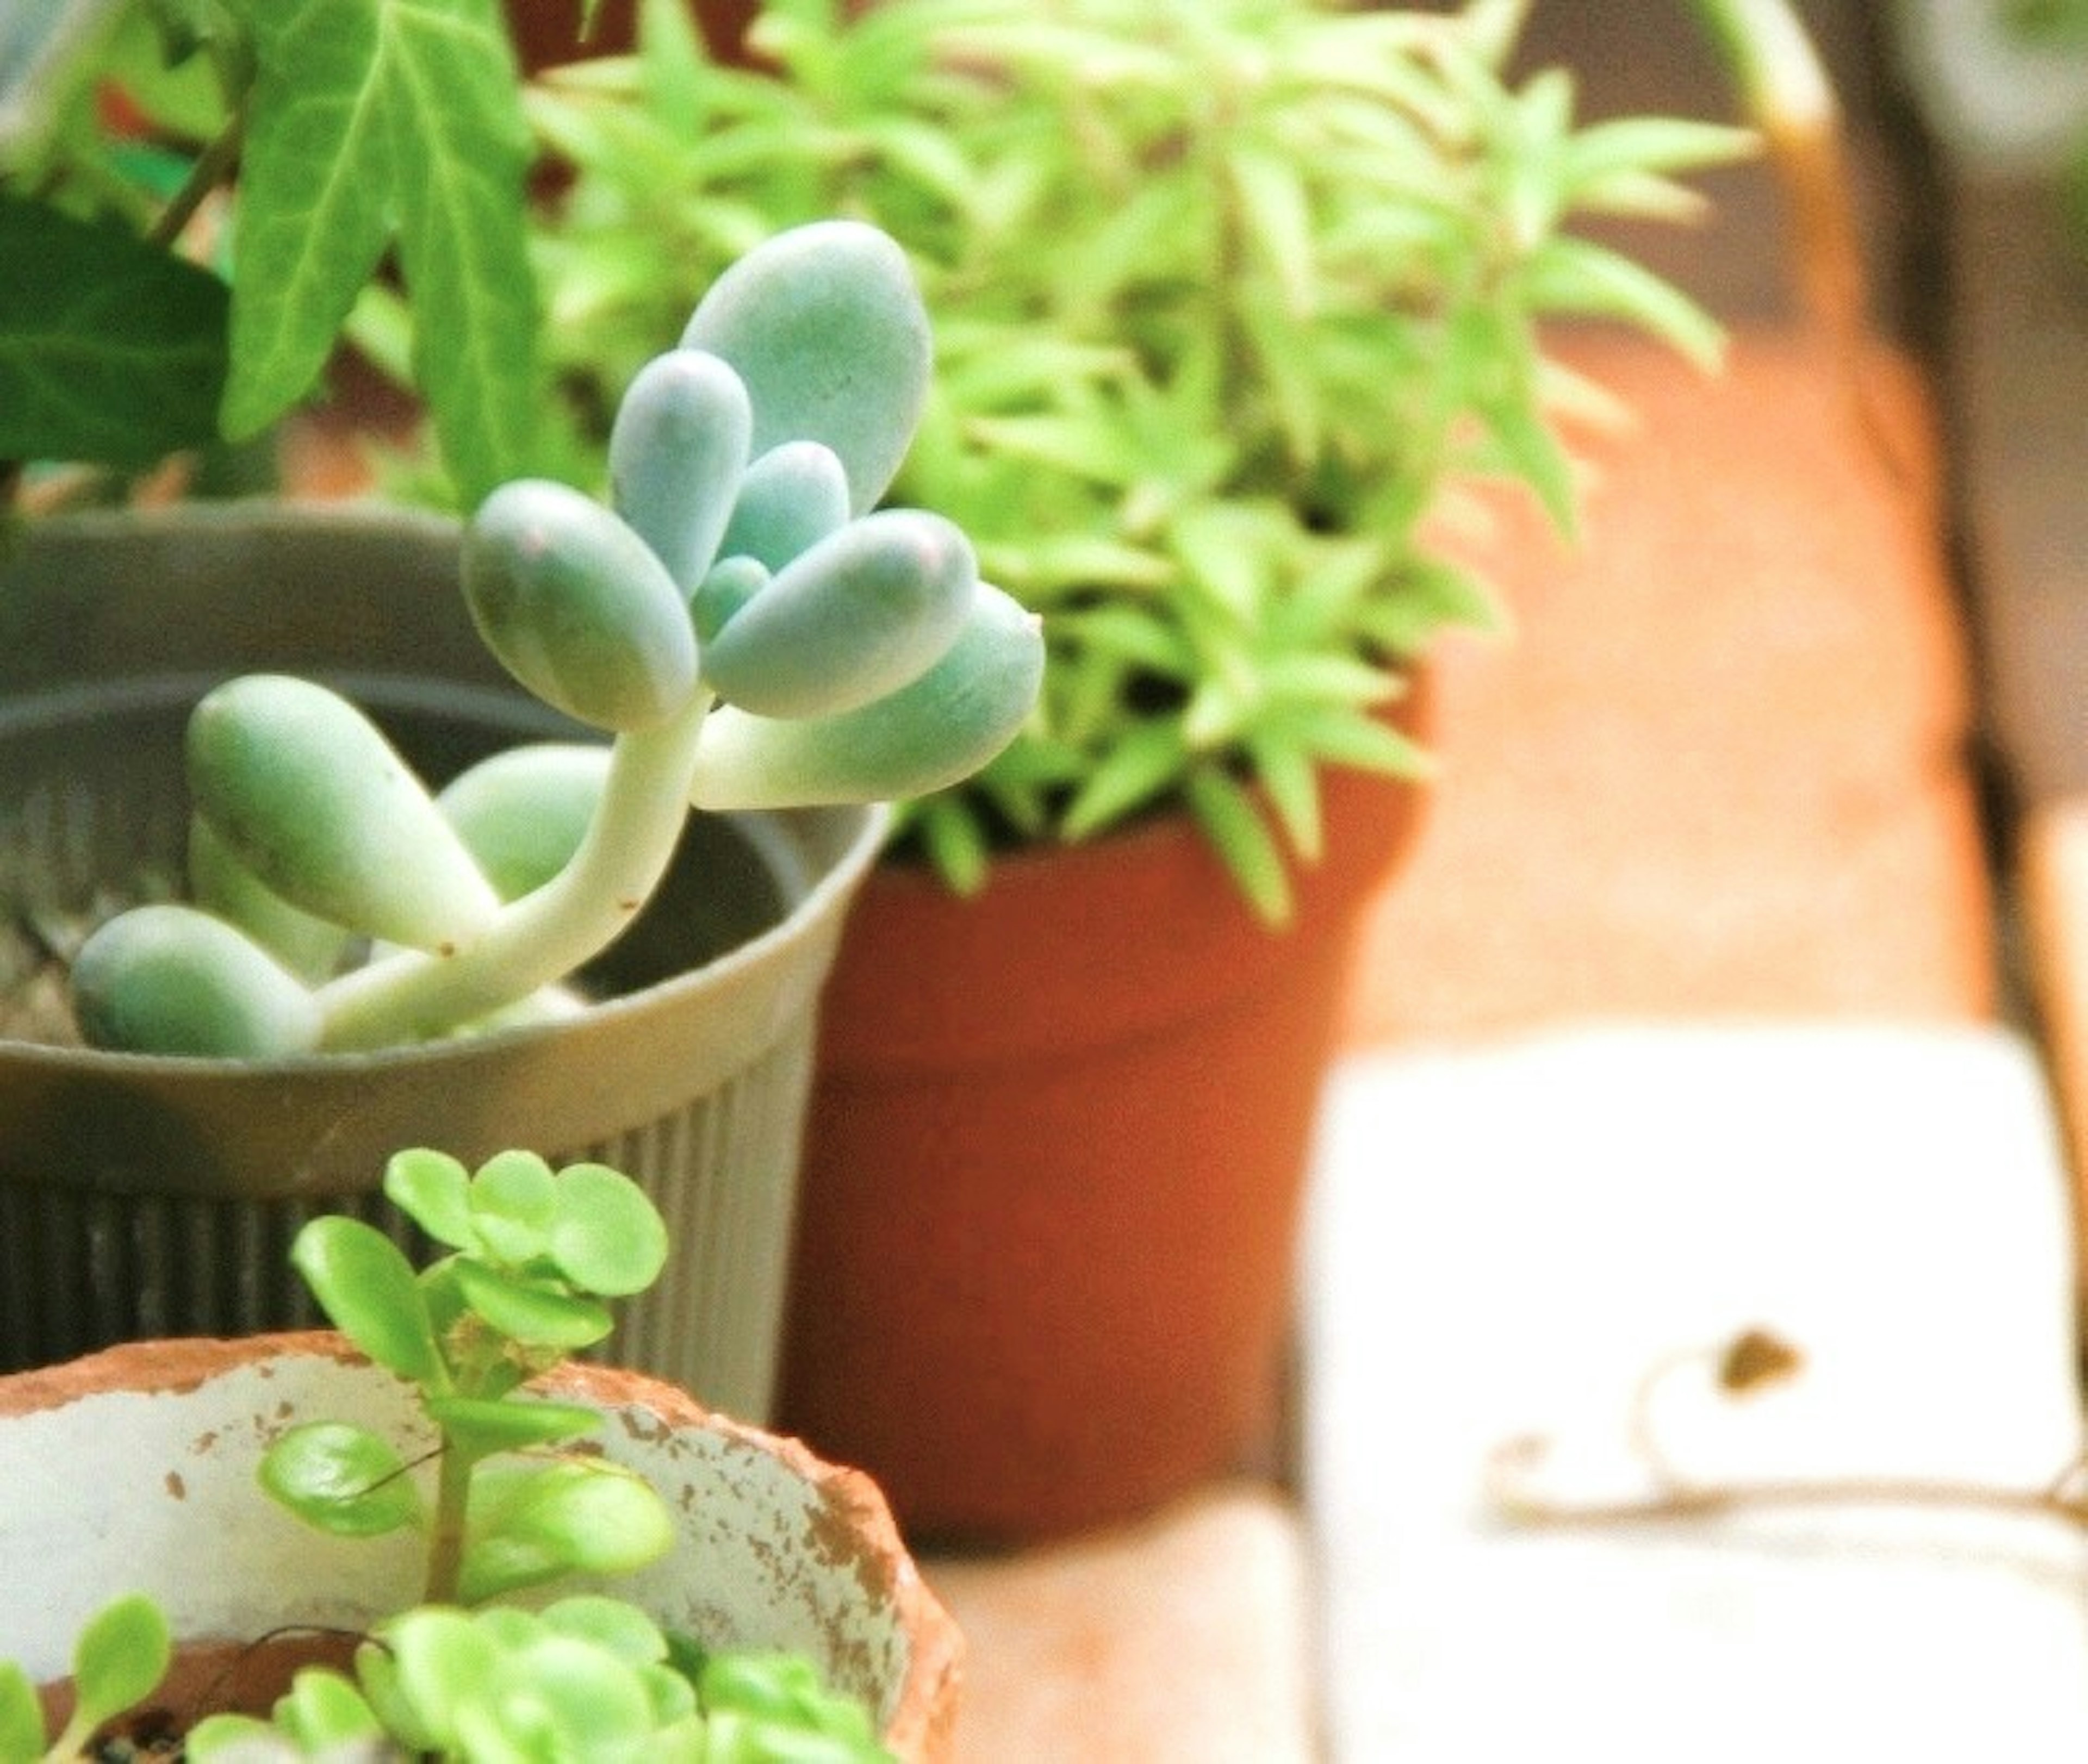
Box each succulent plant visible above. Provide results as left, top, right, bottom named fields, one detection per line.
left=68, top=219, right=1044, bottom=1057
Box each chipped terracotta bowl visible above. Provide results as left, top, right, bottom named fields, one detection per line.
left=0, top=1332, right=962, bottom=1760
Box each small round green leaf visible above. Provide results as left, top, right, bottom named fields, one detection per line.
left=464, top=478, right=700, bottom=733
left=453, top=1260, right=612, bottom=1352
left=289, top=1216, right=446, bottom=1386
left=424, top=1394, right=602, bottom=1457
left=258, top=1422, right=424, bottom=1538
left=71, top=904, right=322, bottom=1058
left=460, top=1461, right=675, bottom=1603
left=539, top=1597, right=670, bottom=1668
left=548, top=1162, right=668, bottom=1298
left=187, top=675, right=500, bottom=954
left=383, top=1148, right=476, bottom=1251
left=467, top=1149, right=559, bottom=1266
left=382, top=1608, right=501, bottom=1756
left=274, top=1668, right=387, bottom=1753
left=71, top=1593, right=170, bottom=1731
left=0, top=1663, right=43, bottom=1763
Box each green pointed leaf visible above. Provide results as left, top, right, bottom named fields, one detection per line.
left=259, top=1421, right=425, bottom=1537
left=1185, top=765, right=1291, bottom=927
left=1060, top=721, right=1188, bottom=843
left=227, top=0, right=539, bottom=503
left=0, top=193, right=228, bottom=466
left=1245, top=732, right=1323, bottom=863
left=1522, top=235, right=1726, bottom=372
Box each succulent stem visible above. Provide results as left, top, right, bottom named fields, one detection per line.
left=313, top=697, right=712, bottom=1050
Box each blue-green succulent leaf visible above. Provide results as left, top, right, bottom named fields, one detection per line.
left=680, top=219, right=930, bottom=515
left=717, top=439, right=852, bottom=571
left=609, top=347, right=752, bottom=591
left=691, top=554, right=769, bottom=644
left=464, top=478, right=701, bottom=733
left=692, top=583, right=1044, bottom=809
left=71, top=904, right=322, bottom=1057
left=187, top=675, right=500, bottom=953
left=437, top=742, right=611, bottom=903
left=702, top=509, right=978, bottom=718
left=187, top=815, right=351, bottom=984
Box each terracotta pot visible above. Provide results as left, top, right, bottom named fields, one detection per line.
left=507, top=0, right=759, bottom=71
left=778, top=685, right=1433, bottom=1543
left=2, top=1333, right=963, bottom=1760
left=0, top=504, right=885, bottom=1420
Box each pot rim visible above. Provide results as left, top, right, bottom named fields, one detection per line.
left=0, top=498, right=893, bottom=1076
left=0, top=1330, right=963, bottom=1759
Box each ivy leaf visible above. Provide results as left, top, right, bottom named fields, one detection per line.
left=226, top=0, right=539, bottom=504
left=0, top=194, right=228, bottom=465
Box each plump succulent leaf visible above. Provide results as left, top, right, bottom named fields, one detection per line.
left=259, top=1422, right=426, bottom=1538
left=692, top=583, right=1043, bottom=809
left=187, top=815, right=350, bottom=984
left=187, top=675, right=500, bottom=954
left=464, top=478, right=701, bottom=733
left=691, top=553, right=770, bottom=643
left=701, top=508, right=979, bottom=718
left=680, top=219, right=931, bottom=515
left=608, top=347, right=753, bottom=591
left=71, top=904, right=322, bottom=1057
left=436, top=742, right=611, bottom=903
left=717, top=439, right=853, bottom=571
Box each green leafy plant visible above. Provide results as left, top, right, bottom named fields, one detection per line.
left=507, top=0, right=1761, bottom=918
left=0, top=1149, right=894, bottom=1762
left=64, top=216, right=1044, bottom=1056
left=0, top=0, right=556, bottom=515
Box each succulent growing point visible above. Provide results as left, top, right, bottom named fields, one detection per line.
left=69, top=220, right=1045, bottom=1057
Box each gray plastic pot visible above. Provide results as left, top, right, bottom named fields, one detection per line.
left=0, top=503, right=885, bottom=1417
